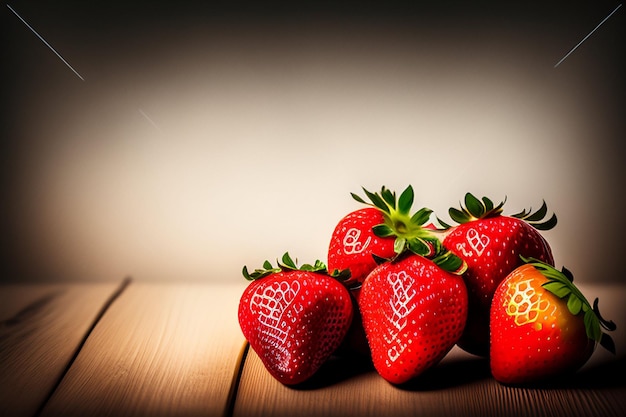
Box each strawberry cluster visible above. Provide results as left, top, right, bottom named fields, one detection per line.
left=238, top=186, right=616, bottom=386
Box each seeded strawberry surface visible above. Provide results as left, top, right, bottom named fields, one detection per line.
left=448, top=218, right=551, bottom=298
left=442, top=201, right=555, bottom=356
left=490, top=264, right=595, bottom=385
left=328, top=207, right=396, bottom=285
left=359, top=254, right=468, bottom=385
left=238, top=270, right=353, bottom=385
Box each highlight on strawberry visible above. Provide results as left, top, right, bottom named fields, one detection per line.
left=238, top=253, right=354, bottom=386
left=490, top=257, right=616, bottom=385
left=438, top=193, right=557, bottom=356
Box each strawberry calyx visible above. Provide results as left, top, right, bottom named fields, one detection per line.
left=438, top=192, right=557, bottom=231
left=431, top=248, right=468, bottom=275
left=242, top=252, right=358, bottom=289
left=521, top=256, right=617, bottom=354
left=351, top=185, right=440, bottom=257
left=443, top=193, right=506, bottom=227
left=352, top=185, right=467, bottom=275
left=510, top=200, right=558, bottom=231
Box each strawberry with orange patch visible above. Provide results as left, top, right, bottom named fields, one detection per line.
left=490, top=258, right=616, bottom=385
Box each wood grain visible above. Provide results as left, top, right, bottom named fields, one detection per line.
left=232, top=283, right=626, bottom=417
left=0, top=281, right=125, bottom=417
left=39, top=282, right=247, bottom=417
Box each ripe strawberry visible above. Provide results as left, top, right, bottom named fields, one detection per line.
left=328, top=186, right=466, bottom=358
left=490, top=258, right=616, bottom=385
left=328, top=185, right=452, bottom=287
left=359, top=252, right=468, bottom=385
left=238, top=253, right=354, bottom=385
left=439, top=193, right=557, bottom=356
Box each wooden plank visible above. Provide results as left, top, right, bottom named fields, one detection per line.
left=233, top=283, right=626, bottom=417
left=0, top=281, right=125, bottom=417
left=40, top=282, right=247, bottom=417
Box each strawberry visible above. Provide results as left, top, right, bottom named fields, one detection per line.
left=359, top=252, right=468, bottom=385
left=328, top=186, right=466, bottom=358
left=328, top=206, right=393, bottom=286
left=490, top=258, right=616, bottom=385
left=328, top=185, right=450, bottom=287
left=238, top=253, right=354, bottom=385
left=439, top=193, right=557, bottom=356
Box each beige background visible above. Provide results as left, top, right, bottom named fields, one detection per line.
left=1, top=1, right=624, bottom=283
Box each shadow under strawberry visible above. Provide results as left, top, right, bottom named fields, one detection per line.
left=502, top=356, right=626, bottom=390
left=394, top=355, right=491, bottom=391
left=576, top=356, right=626, bottom=388
left=288, top=355, right=375, bottom=390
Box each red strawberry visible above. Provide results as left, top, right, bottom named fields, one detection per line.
left=328, top=206, right=393, bottom=285
left=490, top=258, right=616, bottom=385
left=359, top=252, right=468, bottom=385
left=439, top=193, right=557, bottom=356
left=328, top=186, right=465, bottom=358
left=328, top=185, right=447, bottom=287
left=238, top=253, right=353, bottom=385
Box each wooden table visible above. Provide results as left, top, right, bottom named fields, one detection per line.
left=1, top=279, right=624, bottom=417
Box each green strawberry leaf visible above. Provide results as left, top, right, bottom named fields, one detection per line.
left=243, top=252, right=324, bottom=279
left=280, top=252, right=298, bottom=270
left=329, top=267, right=360, bottom=291
left=410, top=207, right=433, bottom=226
left=523, top=257, right=617, bottom=352
left=398, top=185, right=414, bottom=216
left=372, top=224, right=395, bottom=238
left=381, top=186, right=396, bottom=208
left=465, top=193, right=485, bottom=218
left=511, top=200, right=558, bottom=231
left=242, top=264, right=281, bottom=281
left=243, top=252, right=360, bottom=292
left=299, top=259, right=327, bottom=272
left=329, top=267, right=351, bottom=280
left=446, top=193, right=505, bottom=225
left=584, top=309, right=601, bottom=342
left=567, top=294, right=583, bottom=315
left=432, top=250, right=468, bottom=275
left=435, top=216, right=453, bottom=230
left=363, top=187, right=391, bottom=214
left=524, top=200, right=548, bottom=222
left=449, top=207, right=471, bottom=224
left=542, top=281, right=571, bottom=298
left=372, top=253, right=391, bottom=265
left=482, top=196, right=495, bottom=212
left=533, top=213, right=558, bottom=231
left=406, top=238, right=430, bottom=257
left=394, top=237, right=407, bottom=255
left=351, top=192, right=368, bottom=204
left=562, top=266, right=574, bottom=282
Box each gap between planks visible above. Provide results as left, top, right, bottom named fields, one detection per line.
left=39, top=281, right=249, bottom=417
left=0, top=278, right=132, bottom=417
left=34, top=277, right=132, bottom=417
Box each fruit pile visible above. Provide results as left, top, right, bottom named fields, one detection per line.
left=237, top=186, right=616, bottom=386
